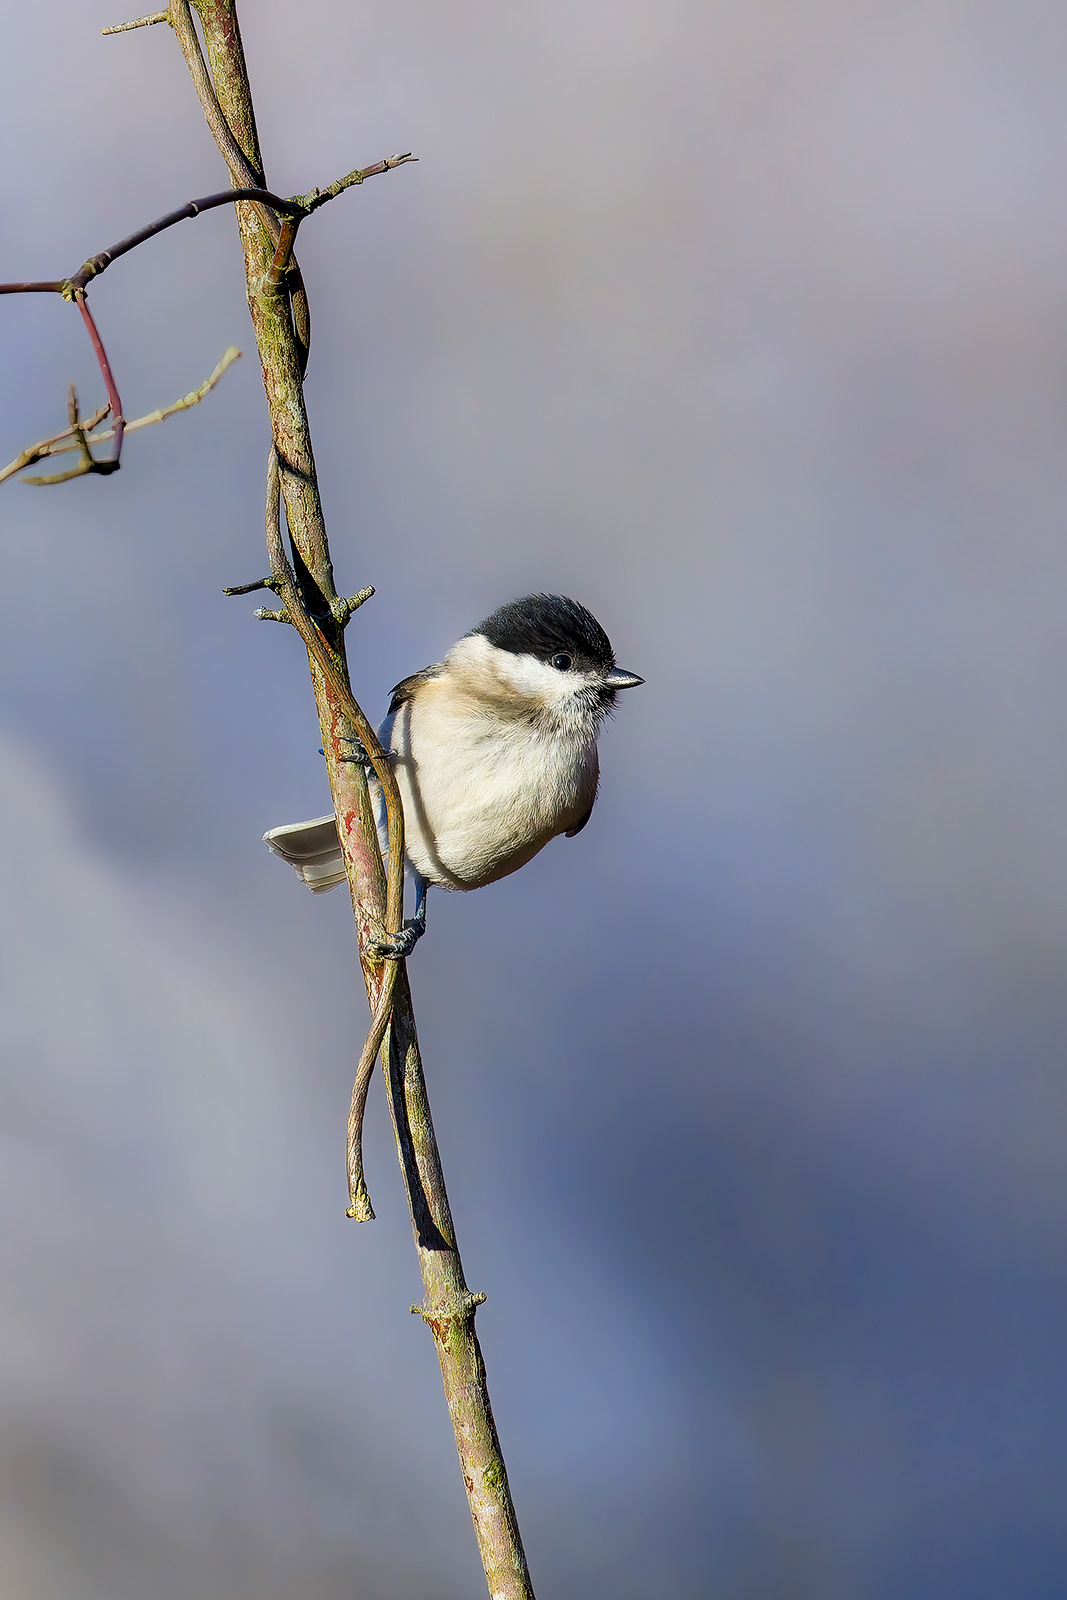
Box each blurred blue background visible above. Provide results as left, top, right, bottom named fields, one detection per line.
left=2, top=3, right=1067, bottom=1596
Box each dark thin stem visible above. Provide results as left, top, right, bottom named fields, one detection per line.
left=0, top=160, right=413, bottom=299
left=222, top=575, right=277, bottom=596
left=71, top=189, right=298, bottom=290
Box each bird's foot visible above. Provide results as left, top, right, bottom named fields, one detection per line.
left=368, top=916, right=425, bottom=961
left=337, top=735, right=373, bottom=770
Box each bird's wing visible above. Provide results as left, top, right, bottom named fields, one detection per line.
left=388, top=664, right=444, bottom=714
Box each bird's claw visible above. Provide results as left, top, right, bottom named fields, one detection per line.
left=338, top=735, right=373, bottom=769
left=368, top=918, right=425, bottom=961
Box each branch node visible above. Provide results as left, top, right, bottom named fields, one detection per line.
left=254, top=605, right=293, bottom=624
left=331, top=585, right=375, bottom=626
left=411, top=1292, right=488, bottom=1339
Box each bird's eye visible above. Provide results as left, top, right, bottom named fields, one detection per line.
left=550, top=653, right=572, bottom=671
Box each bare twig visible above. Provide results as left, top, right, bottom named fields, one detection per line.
left=102, top=9, right=169, bottom=32
left=346, top=957, right=397, bottom=1222
left=3, top=348, right=243, bottom=484
left=0, top=281, right=65, bottom=296
left=23, top=385, right=103, bottom=486
left=0, top=403, right=109, bottom=486
left=294, top=153, right=417, bottom=215
left=0, top=160, right=411, bottom=305
left=111, top=344, right=240, bottom=435
left=0, top=144, right=406, bottom=486
left=73, top=290, right=124, bottom=468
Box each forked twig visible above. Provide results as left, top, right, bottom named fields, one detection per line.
left=0, top=403, right=110, bottom=486
left=2, top=348, right=242, bottom=485
left=0, top=147, right=412, bottom=481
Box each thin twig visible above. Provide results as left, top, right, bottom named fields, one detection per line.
left=346, top=966, right=397, bottom=1221
left=102, top=9, right=169, bottom=32
left=60, top=191, right=300, bottom=296
left=93, top=346, right=241, bottom=441
left=74, top=290, right=124, bottom=468
left=0, top=144, right=407, bottom=479
left=24, top=386, right=104, bottom=486
left=0, top=403, right=109, bottom=486
left=3, top=348, right=243, bottom=483
left=294, top=154, right=417, bottom=216
left=0, top=281, right=65, bottom=296
left=0, top=162, right=414, bottom=301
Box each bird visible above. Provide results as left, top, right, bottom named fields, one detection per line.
left=263, top=593, right=644, bottom=955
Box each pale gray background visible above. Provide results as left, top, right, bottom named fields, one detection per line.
left=2, top=3, right=1066, bottom=1597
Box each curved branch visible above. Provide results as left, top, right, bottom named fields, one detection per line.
left=261, top=448, right=405, bottom=943
left=262, top=447, right=406, bottom=1220
left=345, top=964, right=397, bottom=1221
left=0, top=164, right=411, bottom=300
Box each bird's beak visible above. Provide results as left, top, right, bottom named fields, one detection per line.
left=604, top=667, right=645, bottom=689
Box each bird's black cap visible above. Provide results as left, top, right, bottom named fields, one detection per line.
left=471, top=594, right=615, bottom=671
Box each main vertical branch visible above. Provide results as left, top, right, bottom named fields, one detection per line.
left=173, top=4, right=534, bottom=1594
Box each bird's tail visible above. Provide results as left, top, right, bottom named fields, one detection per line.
left=262, top=814, right=347, bottom=893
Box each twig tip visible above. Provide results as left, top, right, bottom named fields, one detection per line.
left=102, top=9, right=169, bottom=34
left=346, top=1192, right=376, bottom=1222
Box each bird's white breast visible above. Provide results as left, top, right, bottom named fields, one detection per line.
left=383, top=673, right=600, bottom=891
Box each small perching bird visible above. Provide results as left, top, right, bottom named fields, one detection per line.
left=264, top=593, right=644, bottom=954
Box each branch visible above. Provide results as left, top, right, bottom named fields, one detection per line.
left=0, top=164, right=411, bottom=303
left=24, top=385, right=105, bottom=486
left=0, top=146, right=410, bottom=483
left=0, top=402, right=109, bottom=486
left=2, top=348, right=242, bottom=485
left=176, top=3, right=535, bottom=1592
